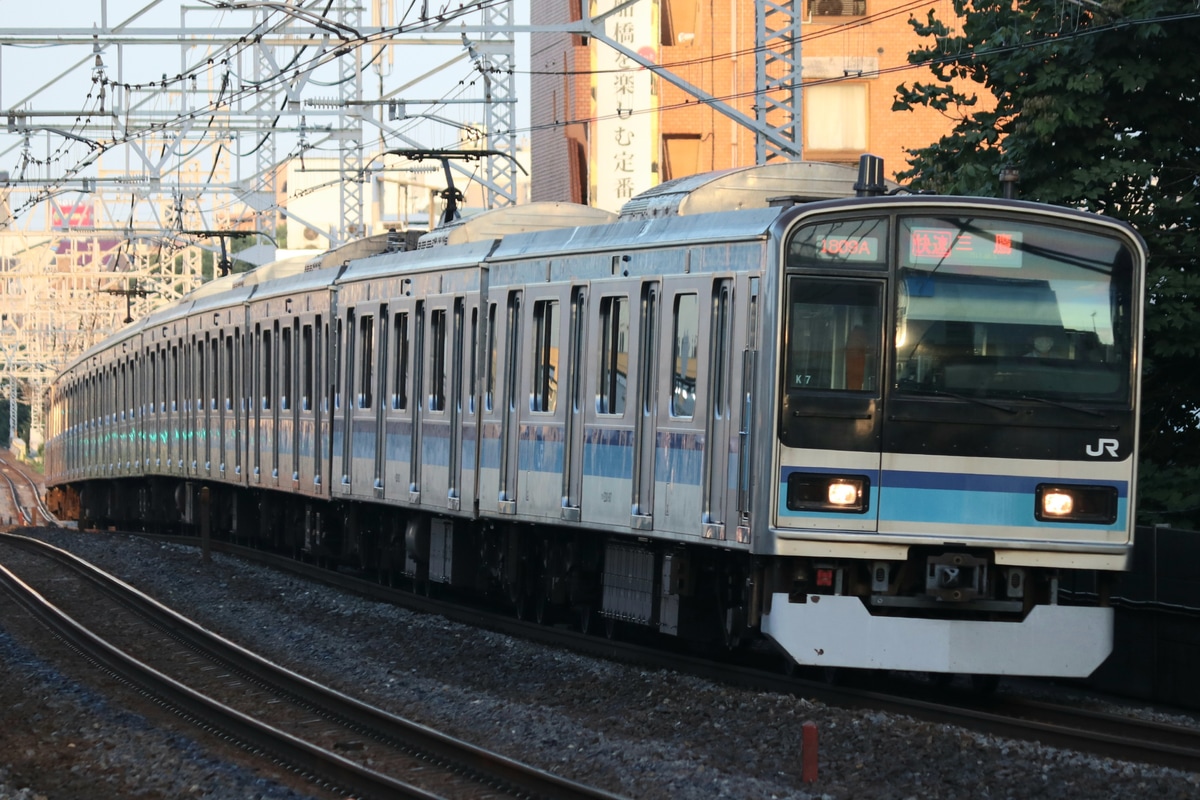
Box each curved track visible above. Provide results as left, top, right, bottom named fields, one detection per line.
left=0, top=453, right=54, bottom=526
left=0, top=532, right=626, bottom=800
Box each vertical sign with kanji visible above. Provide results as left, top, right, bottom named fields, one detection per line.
left=592, top=0, right=657, bottom=213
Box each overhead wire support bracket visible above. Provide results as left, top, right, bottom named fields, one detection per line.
left=384, top=147, right=527, bottom=227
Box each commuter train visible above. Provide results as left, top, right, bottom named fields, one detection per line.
left=44, top=157, right=1146, bottom=678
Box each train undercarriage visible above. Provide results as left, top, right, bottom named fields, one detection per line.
left=47, top=477, right=1113, bottom=677
left=49, top=478, right=759, bottom=652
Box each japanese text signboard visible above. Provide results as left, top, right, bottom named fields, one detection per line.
left=592, top=0, right=657, bottom=212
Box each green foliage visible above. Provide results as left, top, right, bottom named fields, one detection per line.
left=895, top=0, right=1200, bottom=525
left=0, top=398, right=31, bottom=447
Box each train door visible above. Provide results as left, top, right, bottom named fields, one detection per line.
left=269, top=321, right=281, bottom=485
left=561, top=286, right=587, bottom=521
left=348, top=306, right=381, bottom=498
left=207, top=331, right=219, bottom=474
left=297, top=317, right=319, bottom=494
left=458, top=299, right=481, bottom=512
left=183, top=338, right=194, bottom=474
left=234, top=328, right=244, bottom=481
left=477, top=300, right=501, bottom=515
left=214, top=333, right=225, bottom=478
left=583, top=290, right=632, bottom=529
left=702, top=279, right=735, bottom=537
left=117, top=361, right=128, bottom=475
left=329, top=314, right=343, bottom=492
left=517, top=287, right=570, bottom=521
left=409, top=302, right=426, bottom=499
left=372, top=305, right=389, bottom=496
left=227, top=331, right=236, bottom=480
left=631, top=281, right=660, bottom=529
left=416, top=297, right=459, bottom=509
left=383, top=305, right=413, bottom=500
left=146, top=348, right=157, bottom=471
left=498, top=290, right=522, bottom=514
left=655, top=279, right=705, bottom=537
left=167, top=342, right=177, bottom=472
left=255, top=321, right=267, bottom=484
left=316, top=316, right=328, bottom=493
left=446, top=298, right=465, bottom=510
left=281, top=318, right=298, bottom=488
left=338, top=309, right=355, bottom=492
left=735, top=277, right=760, bottom=541
left=190, top=337, right=202, bottom=475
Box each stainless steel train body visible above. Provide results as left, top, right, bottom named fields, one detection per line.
left=45, top=162, right=1147, bottom=677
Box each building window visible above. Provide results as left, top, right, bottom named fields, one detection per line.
left=808, top=0, right=866, bottom=16
left=662, top=134, right=703, bottom=182
left=570, top=137, right=589, bottom=206
left=661, top=0, right=697, bottom=46
left=805, top=83, right=868, bottom=152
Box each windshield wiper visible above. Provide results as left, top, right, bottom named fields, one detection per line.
left=1020, top=395, right=1107, bottom=418
left=910, top=389, right=1017, bottom=414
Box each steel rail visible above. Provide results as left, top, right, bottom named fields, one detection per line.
left=0, top=533, right=628, bottom=800
left=168, top=533, right=1200, bottom=774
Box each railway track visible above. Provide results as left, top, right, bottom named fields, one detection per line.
left=0, top=532, right=627, bottom=800
left=976, top=693, right=1200, bottom=772
left=143, top=532, right=1200, bottom=774
left=0, top=453, right=54, bottom=527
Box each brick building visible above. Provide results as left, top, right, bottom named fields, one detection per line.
left=531, top=0, right=962, bottom=210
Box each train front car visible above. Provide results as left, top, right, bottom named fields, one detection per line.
left=760, top=198, right=1145, bottom=678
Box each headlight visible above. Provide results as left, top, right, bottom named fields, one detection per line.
left=1041, top=490, right=1074, bottom=516
left=1035, top=484, right=1117, bottom=524
left=827, top=481, right=861, bottom=506
left=787, top=472, right=869, bottom=513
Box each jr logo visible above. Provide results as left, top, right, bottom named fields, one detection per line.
left=1086, top=438, right=1120, bottom=458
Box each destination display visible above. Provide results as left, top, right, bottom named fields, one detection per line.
left=906, top=225, right=1024, bottom=268
left=788, top=217, right=888, bottom=268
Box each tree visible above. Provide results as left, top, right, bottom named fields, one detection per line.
left=894, top=0, right=1200, bottom=525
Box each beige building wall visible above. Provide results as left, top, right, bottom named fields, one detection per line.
left=532, top=0, right=966, bottom=204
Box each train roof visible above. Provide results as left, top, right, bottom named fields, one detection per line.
left=489, top=206, right=784, bottom=263
left=616, top=160, right=891, bottom=220
left=417, top=201, right=618, bottom=248
left=337, top=238, right=499, bottom=284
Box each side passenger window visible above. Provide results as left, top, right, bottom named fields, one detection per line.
left=531, top=299, right=559, bottom=413
left=671, top=293, right=698, bottom=417
left=597, top=296, right=629, bottom=415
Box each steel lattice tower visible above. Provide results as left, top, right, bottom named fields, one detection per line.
left=0, top=1, right=519, bottom=454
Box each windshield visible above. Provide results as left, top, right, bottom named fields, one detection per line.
left=895, top=216, right=1135, bottom=403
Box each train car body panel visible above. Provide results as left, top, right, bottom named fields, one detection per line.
left=244, top=266, right=338, bottom=498
left=44, top=159, right=1149, bottom=679
left=333, top=243, right=491, bottom=516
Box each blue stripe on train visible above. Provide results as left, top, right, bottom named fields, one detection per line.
left=777, top=466, right=1129, bottom=530
left=475, top=424, right=707, bottom=485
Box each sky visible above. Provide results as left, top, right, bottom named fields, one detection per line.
left=0, top=1, right=533, bottom=204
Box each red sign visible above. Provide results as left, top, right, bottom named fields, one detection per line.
left=909, top=227, right=1022, bottom=268
left=51, top=204, right=94, bottom=229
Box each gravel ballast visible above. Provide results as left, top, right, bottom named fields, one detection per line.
left=2, top=528, right=1199, bottom=800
